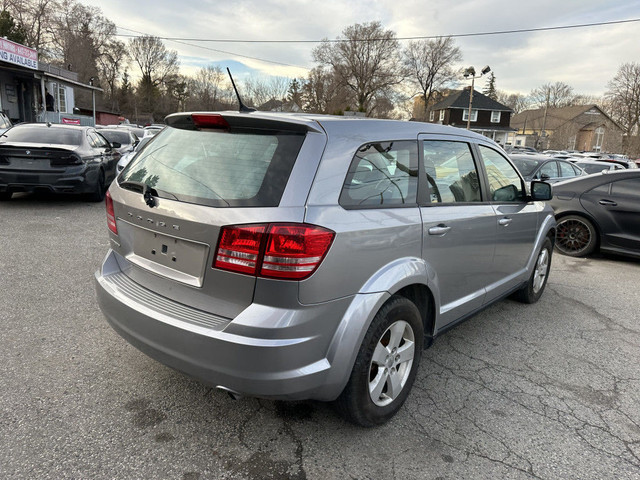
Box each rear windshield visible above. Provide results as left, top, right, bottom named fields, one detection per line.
left=511, top=158, right=541, bottom=176
left=1, top=126, right=82, bottom=145
left=100, top=130, right=133, bottom=145
left=119, top=126, right=305, bottom=207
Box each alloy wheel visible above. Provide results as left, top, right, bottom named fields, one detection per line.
left=368, top=320, right=415, bottom=407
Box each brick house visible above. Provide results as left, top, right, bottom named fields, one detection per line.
left=509, top=105, right=624, bottom=153
left=427, top=87, right=515, bottom=145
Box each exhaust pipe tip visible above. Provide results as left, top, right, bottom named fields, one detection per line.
left=216, top=385, right=242, bottom=401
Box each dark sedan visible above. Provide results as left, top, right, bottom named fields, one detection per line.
left=98, top=128, right=139, bottom=155
left=0, top=123, right=120, bottom=201
left=549, top=170, right=640, bottom=258
left=510, top=154, right=586, bottom=183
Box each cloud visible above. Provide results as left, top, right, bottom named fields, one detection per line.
left=81, top=0, right=640, bottom=95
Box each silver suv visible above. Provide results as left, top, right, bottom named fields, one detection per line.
left=95, top=112, right=555, bottom=426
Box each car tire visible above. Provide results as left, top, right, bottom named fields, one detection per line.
left=555, top=215, right=597, bottom=257
left=514, top=237, right=553, bottom=304
left=335, top=295, right=423, bottom=427
left=0, top=191, right=12, bottom=201
left=87, top=170, right=106, bottom=202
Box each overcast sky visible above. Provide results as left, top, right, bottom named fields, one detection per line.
left=80, top=0, right=640, bottom=96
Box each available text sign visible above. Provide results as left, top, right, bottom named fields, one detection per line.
left=0, top=38, right=38, bottom=70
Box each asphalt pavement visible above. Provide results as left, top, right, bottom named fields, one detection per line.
left=1, top=192, right=639, bottom=480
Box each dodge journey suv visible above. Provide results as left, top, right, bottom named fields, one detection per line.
left=95, top=112, right=555, bottom=426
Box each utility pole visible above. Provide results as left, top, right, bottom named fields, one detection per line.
left=463, top=66, right=491, bottom=130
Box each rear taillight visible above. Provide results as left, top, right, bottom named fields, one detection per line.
left=214, top=224, right=267, bottom=275
left=213, top=223, right=334, bottom=280
left=105, top=191, right=118, bottom=234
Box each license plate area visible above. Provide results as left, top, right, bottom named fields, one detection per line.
left=126, top=225, right=210, bottom=287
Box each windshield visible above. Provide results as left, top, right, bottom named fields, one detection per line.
left=119, top=126, right=305, bottom=207
left=100, top=130, right=133, bottom=145
left=1, top=126, right=82, bottom=145
left=511, top=158, right=541, bottom=176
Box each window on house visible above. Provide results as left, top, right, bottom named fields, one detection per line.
left=57, top=86, right=67, bottom=113
left=439, top=110, right=445, bottom=122
left=490, top=111, right=501, bottom=123
left=429, top=111, right=435, bottom=122
left=594, top=127, right=604, bottom=152
left=462, top=109, right=478, bottom=122
left=567, top=135, right=576, bottom=150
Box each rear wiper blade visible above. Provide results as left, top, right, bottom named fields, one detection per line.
left=118, top=180, right=178, bottom=206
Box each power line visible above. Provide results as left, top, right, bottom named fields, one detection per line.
left=114, top=17, right=640, bottom=44
left=117, top=25, right=310, bottom=70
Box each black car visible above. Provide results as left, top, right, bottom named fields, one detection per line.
left=549, top=170, right=640, bottom=258
left=98, top=128, right=139, bottom=155
left=0, top=123, right=121, bottom=201
left=510, top=154, right=585, bottom=183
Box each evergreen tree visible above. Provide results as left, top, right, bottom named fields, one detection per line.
left=483, top=72, right=497, bottom=100
left=0, top=10, right=27, bottom=44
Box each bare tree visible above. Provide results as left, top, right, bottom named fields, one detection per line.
left=403, top=37, right=462, bottom=119
left=2, top=0, right=58, bottom=52
left=97, top=39, right=128, bottom=111
left=605, top=62, right=640, bottom=137
left=186, top=65, right=230, bottom=110
left=496, top=91, right=531, bottom=115
left=530, top=82, right=576, bottom=109
left=301, top=67, right=350, bottom=114
left=128, top=35, right=179, bottom=114
left=243, top=76, right=289, bottom=108
left=312, top=21, right=402, bottom=115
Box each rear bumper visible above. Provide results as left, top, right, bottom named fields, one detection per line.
left=0, top=164, right=99, bottom=194
left=95, top=249, right=373, bottom=401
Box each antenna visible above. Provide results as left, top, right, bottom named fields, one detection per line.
left=226, top=67, right=256, bottom=113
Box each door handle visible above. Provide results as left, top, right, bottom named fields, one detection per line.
left=498, top=217, right=512, bottom=226
left=428, top=224, right=451, bottom=236
left=598, top=199, right=617, bottom=206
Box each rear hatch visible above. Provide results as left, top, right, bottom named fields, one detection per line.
left=107, top=112, right=324, bottom=319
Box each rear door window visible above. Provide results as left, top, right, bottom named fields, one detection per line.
left=340, top=141, right=418, bottom=207
left=119, top=127, right=305, bottom=207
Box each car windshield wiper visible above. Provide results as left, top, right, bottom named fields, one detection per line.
left=118, top=180, right=178, bottom=202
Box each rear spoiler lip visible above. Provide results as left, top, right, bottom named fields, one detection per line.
left=164, top=111, right=324, bottom=134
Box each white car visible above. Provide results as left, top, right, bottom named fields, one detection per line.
left=116, top=135, right=154, bottom=172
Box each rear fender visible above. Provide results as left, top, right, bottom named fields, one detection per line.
left=319, top=257, right=438, bottom=401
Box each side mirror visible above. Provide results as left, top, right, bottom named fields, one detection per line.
left=530, top=181, right=552, bottom=201
left=540, top=173, right=551, bottom=181
left=493, top=184, right=519, bottom=202
left=111, top=141, right=122, bottom=149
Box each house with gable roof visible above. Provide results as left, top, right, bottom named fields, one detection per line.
left=509, top=104, right=624, bottom=153
left=427, top=87, right=515, bottom=145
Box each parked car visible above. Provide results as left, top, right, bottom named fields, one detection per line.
left=573, top=159, right=624, bottom=175
left=510, top=154, right=586, bottom=183
left=98, top=128, right=139, bottom=155
left=504, top=145, right=537, bottom=154
left=95, top=112, right=555, bottom=426
left=549, top=170, right=640, bottom=258
left=0, top=123, right=120, bottom=201
left=116, top=134, right=154, bottom=172
left=143, top=124, right=164, bottom=136
left=0, top=112, right=13, bottom=135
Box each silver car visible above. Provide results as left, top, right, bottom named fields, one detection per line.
left=95, top=112, right=555, bottom=426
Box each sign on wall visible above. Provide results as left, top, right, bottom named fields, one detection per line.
left=0, top=38, right=38, bottom=70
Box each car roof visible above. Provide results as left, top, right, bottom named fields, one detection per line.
left=166, top=111, right=494, bottom=144
left=553, top=168, right=640, bottom=189
left=11, top=122, right=92, bottom=132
